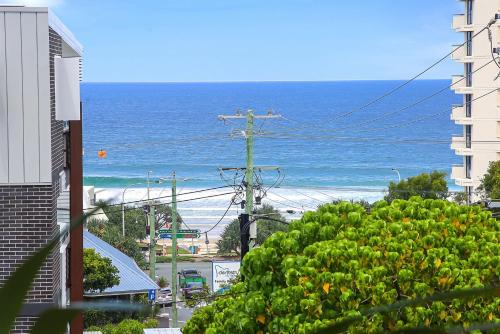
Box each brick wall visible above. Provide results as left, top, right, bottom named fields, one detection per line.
left=0, top=28, right=67, bottom=334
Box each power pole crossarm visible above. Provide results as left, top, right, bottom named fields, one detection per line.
left=217, top=109, right=283, bottom=251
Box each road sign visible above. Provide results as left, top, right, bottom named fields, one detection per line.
left=148, top=289, right=156, bottom=301
left=158, top=229, right=201, bottom=239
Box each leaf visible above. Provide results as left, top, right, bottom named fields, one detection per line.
left=0, top=207, right=99, bottom=334
left=323, top=283, right=330, bottom=294
left=256, top=314, right=266, bottom=324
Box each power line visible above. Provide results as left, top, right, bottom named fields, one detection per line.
left=85, top=190, right=238, bottom=218
left=202, top=197, right=237, bottom=234
left=280, top=22, right=495, bottom=130
left=278, top=59, right=497, bottom=136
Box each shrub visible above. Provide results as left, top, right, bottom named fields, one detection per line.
left=184, top=198, right=499, bottom=333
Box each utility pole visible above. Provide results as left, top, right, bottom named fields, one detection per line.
left=218, top=109, right=281, bottom=250
left=245, top=111, right=255, bottom=245
left=170, top=171, right=178, bottom=328
left=147, top=171, right=156, bottom=281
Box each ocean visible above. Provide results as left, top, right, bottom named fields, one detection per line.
left=82, top=81, right=461, bottom=235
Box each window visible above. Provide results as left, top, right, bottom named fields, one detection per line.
left=466, top=31, right=473, bottom=56
left=466, top=0, right=473, bottom=25
left=465, top=94, right=472, bottom=117
left=465, top=156, right=472, bottom=179
left=465, top=63, right=473, bottom=87
left=465, top=125, right=472, bottom=148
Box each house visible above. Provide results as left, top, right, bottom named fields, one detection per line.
left=0, top=5, right=83, bottom=334
left=450, top=0, right=500, bottom=202
left=83, top=231, right=159, bottom=297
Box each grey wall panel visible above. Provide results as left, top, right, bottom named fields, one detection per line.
left=21, top=12, right=40, bottom=183
left=0, top=13, right=8, bottom=183
left=37, top=12, right=51, bottom=183
left=5, top=12, right=24, bottom=183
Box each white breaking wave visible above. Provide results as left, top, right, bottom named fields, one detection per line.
left=95, top=186, right=385, bottom=237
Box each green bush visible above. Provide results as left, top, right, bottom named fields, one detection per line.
left=184, top=198, right=499, bottom=333
left=156, top=255, right=195, bottom=263
left=88, top=318, right=158, bottom=334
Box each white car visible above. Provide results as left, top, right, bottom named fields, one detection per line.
left=156, top=288, right=173, bottom=306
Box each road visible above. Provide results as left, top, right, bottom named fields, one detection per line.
left=156, top=262, right=213, bottom=327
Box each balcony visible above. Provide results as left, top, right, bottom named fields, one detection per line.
left=452, top=14, right=473, bottom=32
left=451, top=165, right=473, bottom=187
left=450, top=105, right=473, bottom=125
left=451, top=136, right=472, bottom=155
left=451, top=45, right=465, bottom=61
left=451, top=75, right=472, bottom=94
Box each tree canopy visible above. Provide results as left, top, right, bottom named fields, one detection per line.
left=83, top=248, right=120, bottom=293
left=185, top=198, right=499, bottom=333
left=478, top=161, right=500, bottom=200
left=217, top=204, right=288, bottom=255
left=384, top=171, right=448, bottom=203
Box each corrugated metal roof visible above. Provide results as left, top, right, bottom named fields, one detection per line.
left=83, top=231, right=159, bottom=296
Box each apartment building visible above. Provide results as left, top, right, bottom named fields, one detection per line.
left=0, top=6, right=83, bottom=334
left=450, top=0, right=500, bottom=200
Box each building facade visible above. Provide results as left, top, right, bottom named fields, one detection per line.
left=450, top=0, right=500, bottom=200
left=0, top=6, right=82, bottom=333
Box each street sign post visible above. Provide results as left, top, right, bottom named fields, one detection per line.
left=148, top=289, right=156, bottom=302
left=158, top=229, right=201, bottom=239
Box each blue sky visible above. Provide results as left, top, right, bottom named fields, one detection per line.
left=8, top=0, right=463, bottom=82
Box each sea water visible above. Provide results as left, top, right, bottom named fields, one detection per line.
left=82, top=81, right=461, bottom=234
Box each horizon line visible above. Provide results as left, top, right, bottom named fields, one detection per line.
left=81, top=78, right=451, bottom=84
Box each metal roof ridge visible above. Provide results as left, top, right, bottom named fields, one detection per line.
left=48, top=9, right=83, bottom=56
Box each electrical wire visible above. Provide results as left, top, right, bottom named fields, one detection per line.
left=280, top=23, right=494, bottom=130
left=277, top=59, right=497, bottom=136
left=202, top=197, right=237, bottom=234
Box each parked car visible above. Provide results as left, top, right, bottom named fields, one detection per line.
left=156, top=287, right=173, bottom=306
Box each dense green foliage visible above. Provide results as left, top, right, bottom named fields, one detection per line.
left=479, top=161, right=500, bottom=200
left=83, top=249, right=120, bottom=293
left=384, top=171, right=448, bottom=203
left=217, top=204, right=288, bottom=255
left=184, top=198, right=499, bottom=333
left=86, top=318, right=158, bottom=334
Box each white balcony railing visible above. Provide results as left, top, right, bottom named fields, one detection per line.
left=452, top=14, right=465, bottom=31
left=450, top=105, right=473, bottom=125
left=451, top=165, right=473, bottom=186
left=451, top=136, right=472, bottom=155
left=451, top=165, right=465, bottom=180
left=451, top=75, right=465, bottom=91
left=451, top=45, right=465, bottom=61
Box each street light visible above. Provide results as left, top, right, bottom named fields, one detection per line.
left=122, top=182, right=145, bottom=237
left=391, top=168, right=401, bottom=183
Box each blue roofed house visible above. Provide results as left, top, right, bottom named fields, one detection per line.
left=83, top=231, right=159, bottom=297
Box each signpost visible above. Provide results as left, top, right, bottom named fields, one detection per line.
left=148, top=289, right=156, bottom=302
left=158, top=229, right=201, bottom=239
left=212, top=261, right=241, bottom=293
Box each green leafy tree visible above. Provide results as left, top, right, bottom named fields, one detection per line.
left=185, top=198, right=499, bottom=333
left=385, top=171, right=448, bottom=203
left=478, top=161, right=500, bottom=200
left=83, top=249, right=120, bottom=293
left=217, top=204, right=288, bottom=255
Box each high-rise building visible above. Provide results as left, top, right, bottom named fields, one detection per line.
left=450, top=0, right=500, bottom=201
left=0, top=6, right=83, bottom=333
